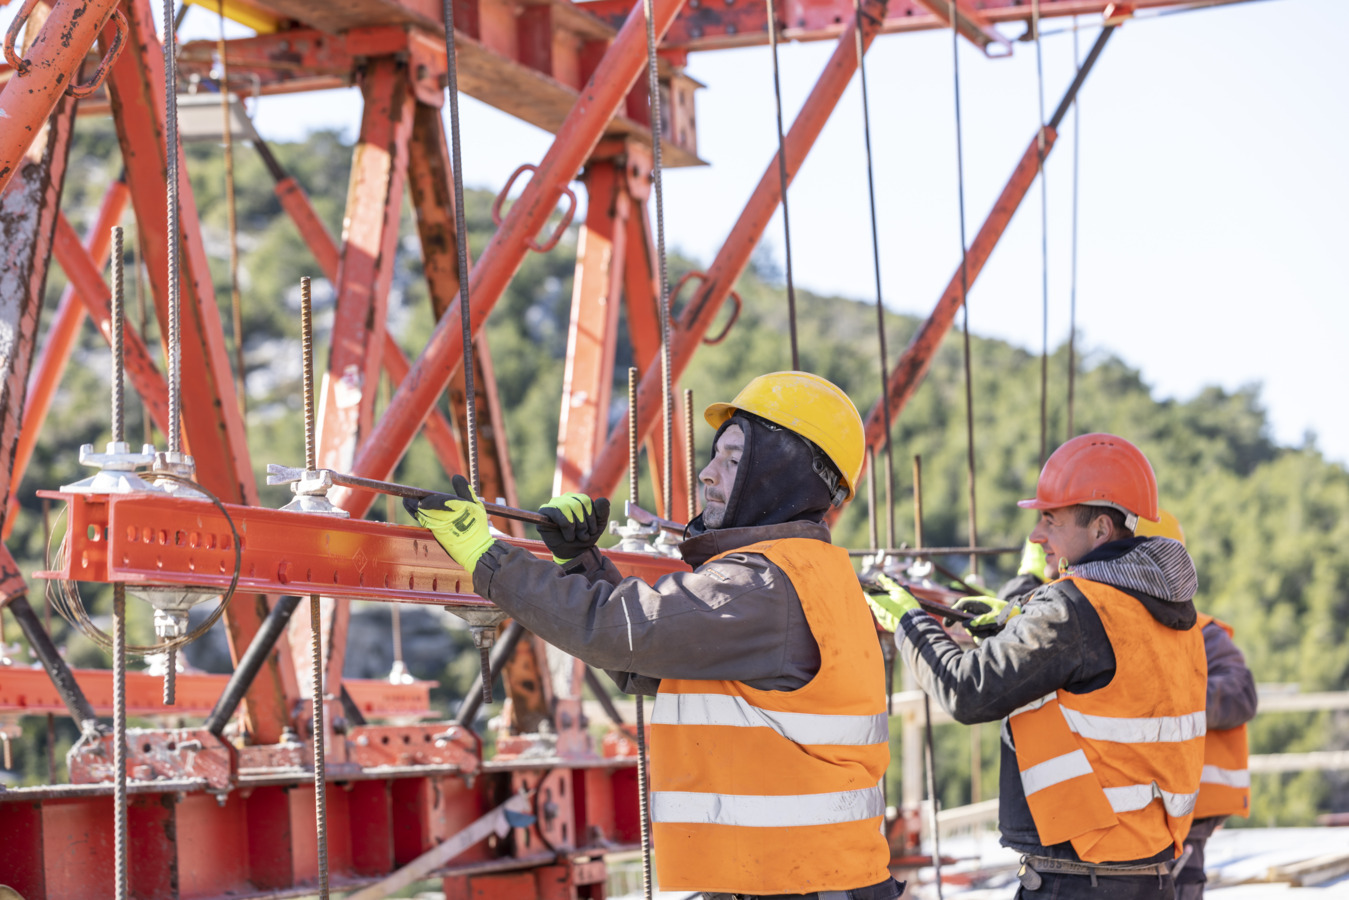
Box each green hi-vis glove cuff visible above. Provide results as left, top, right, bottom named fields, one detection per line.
left=536, top=492, right=610, bottom=565
left=409, top=475, right=497, bottom=574
left=1018, top=539, right=1049, bottom=579
left=865, top=573, right=921, bottom=631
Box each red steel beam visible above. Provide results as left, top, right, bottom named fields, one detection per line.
left=37, top=490, right=689, bottom=604
left=0, top=4, right=80, bottom=541
left=105, top=0, right=291, bottom=741
left=911, top=0, right=1015, bottom=56
left=579, top=0, right=885, bottom=501
left=0, top=0, right=121, bottom=195
left=554, top=151, right=632, bottom=495
left=2, top=181, right=131, bottom=541
left=331, top=0, right=689, bottom=520
left=317, top=57, right=416, bottom=473
left=0, top=666, right=433, bottom=720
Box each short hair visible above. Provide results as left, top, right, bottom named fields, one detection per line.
left=1070, top=504, right=1134, bottom=538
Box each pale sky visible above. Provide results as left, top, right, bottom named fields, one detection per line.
left=11, top=0, right=1347, bottom=462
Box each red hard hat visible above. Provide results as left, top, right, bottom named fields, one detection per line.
left=1018, top=433, right=1160, bottom=523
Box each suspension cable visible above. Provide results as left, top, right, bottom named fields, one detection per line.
left=1033, top=0, right=1049, bottom=464
left=440, top=0, right=480, bottom=492
left=1067, top=16, right=1081, bottom=437
left=766, top=0, right=800, bottom=370
left=950, top=1, right=978, bottom=589
left=853, top=0, right=895, bottom=550
left=217, top=0, right=245, bottom=417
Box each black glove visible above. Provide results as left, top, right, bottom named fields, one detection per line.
left=536, top=493, right=611, bottom=563
left=943, top=597, right=994, bottom=630
left=402, top=474, right=477, bottom=518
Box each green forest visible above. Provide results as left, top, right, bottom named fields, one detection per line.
left=3, top=125, right=1346, bottom=827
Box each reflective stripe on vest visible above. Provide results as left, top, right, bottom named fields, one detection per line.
left=1008, top=577, right=1207, bottom=864
left=651, top=693, right=890, bottom=746
left=1193, top=614, right=1252, bottom=819
left=650, top=538, right=892, bottom=895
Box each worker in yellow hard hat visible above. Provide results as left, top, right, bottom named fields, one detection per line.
left=1136, top=511, right=1256, bottom=899
left=896, top=434, right=1208, bottom=899
left=407, top=372, right=904, bottom=900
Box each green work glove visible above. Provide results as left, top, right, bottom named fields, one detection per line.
left=962, top=596, right=1022, bottom=643
left=1018, top=539, right=1049, bottom=580
left=404, top=474, right=497, bottom=573
left=865, top=573, right=921, bottom=632
left=537, top=492, right=611, bottom=564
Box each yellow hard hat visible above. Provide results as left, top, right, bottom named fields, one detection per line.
left=1135, top=508, right=1186, bottom=546
left=704, top=371, right=864, bottom=501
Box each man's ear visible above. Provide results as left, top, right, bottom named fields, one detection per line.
left=1091, top=512, right=1115, bottom=545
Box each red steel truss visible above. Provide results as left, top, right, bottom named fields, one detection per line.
left=0, top=0, right=1245, bottom=894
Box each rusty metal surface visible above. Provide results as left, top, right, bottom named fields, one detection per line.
left=0, top=2, right=79, bottom=540
left=69, top=727, right=237, bottom=791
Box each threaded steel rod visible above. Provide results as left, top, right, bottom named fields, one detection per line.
left=300, top=277, right=317, bottom=471
left=113, top=584, right=129, bottom=900
left=110, top=226, right=125, bottom=443
left=684, top=388, right=695, bottom=522
left=635, top=692, right=653, bottom=900
left=163, top=647, right=176, bottom=705
left=310, top=593, right=330, bottom=898
left=163, top=0, right=182, bottom=454
left=628, top=367, right=639, bottom=507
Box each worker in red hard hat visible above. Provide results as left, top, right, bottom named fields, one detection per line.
left=896, top=433, right=1207, bottom=899
left=1135, top=511, right=1256, bottom=899
left=408, top=372, right=904, bottom=900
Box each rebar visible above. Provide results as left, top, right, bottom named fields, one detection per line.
left=912, top=455, right=924, bottom=550
left=440, top=0, right=480, bottom=493
left=1033, top=0, right=1050, bottom=465
left=163, top=647, right=177, bottom=705
left=1067, top=17, right=1080, bottom=438
left=113, top=584, right=129, bottom=900
left=765, top=0, right=799, bottom=370
left=628, top=367, right=639, bottom=507
left=867, top=446, right=878, bottom=550
left=684, top=388, right=696, bottom=522
left=110, top=226, right=125, bottom=443
left=635, top=691, right=653, bottom=900
left=924, top=693, right=944, bottom=899
left=163, top=0, right=182, bottom=454
left=300, top=276, right=316, bottom=471
left=309, top=593, right=330, bottom=899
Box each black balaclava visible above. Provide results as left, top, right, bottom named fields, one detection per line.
left=687, top=412, right=835, bottom=534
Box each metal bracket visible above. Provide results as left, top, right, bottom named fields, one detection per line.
left=267, top=464, right=351, bottom=518
left=61, top=442, right=156, bottom=495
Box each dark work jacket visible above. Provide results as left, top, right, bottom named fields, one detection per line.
left=897, top=536, right=1199, bottom=863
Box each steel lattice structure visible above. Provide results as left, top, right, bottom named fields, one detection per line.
left=0, top=0, right=1249, bottom=896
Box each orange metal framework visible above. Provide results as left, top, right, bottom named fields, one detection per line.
left=0, top=0, right=1245, bottom=895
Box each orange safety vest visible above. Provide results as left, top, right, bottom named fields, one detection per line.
left=1193, top=613, right=1251, bottom=820
left=1008, top=577, right=1207, bottom=863
left=649, top=539, right=891, bottom=894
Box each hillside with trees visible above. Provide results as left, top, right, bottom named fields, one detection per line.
left=3, top=127, right=1345, bottom=826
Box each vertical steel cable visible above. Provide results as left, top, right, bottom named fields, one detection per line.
left=684, top=389, right=696, bottom=522
left=217, top=0, right=245, bottom=417
left=162, top=0, right=182, bottom=455
left=912, top=454, right=940, bottom=897
left=440, top=0, right=480, bottom=493
left=950, top=1, right=978, bottom=581
left=765, top=0, right=800, bottom=370
left=110, top=224, right=129, bottom=900
left=1067, top=17, right=1080, bottom=438
left=853, top=0, right=894, bottom=549
left=1033, top=0, right=1050, bottom=464
left=867, top=446, right=878, bottom=551
left=301, top=277, right=317, bottom=472
left=640, top=0, right=673, bottom=519
left=310, top=593, right=330, bottom=899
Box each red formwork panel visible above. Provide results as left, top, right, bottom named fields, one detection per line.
left=244, top=786, right=295, bottom=890
left=128, top=794, right=178, bottom=900
left=42, top=797, right=114, bottom=899
left=175, top=791, right=251, bottom=898
left=287, top=782, right=353, bottom=886
left=0, top=800, right=45, bottom=897
left=348, top=779, right=395, bottom=877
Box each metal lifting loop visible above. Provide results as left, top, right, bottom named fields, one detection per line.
left=66, top=10, right=129, bottom=99
left=669, top=271, right=741, bottom=345
left=490, top=164, right=578, bottom=253
left=3, top=0, right=41, bottom=75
